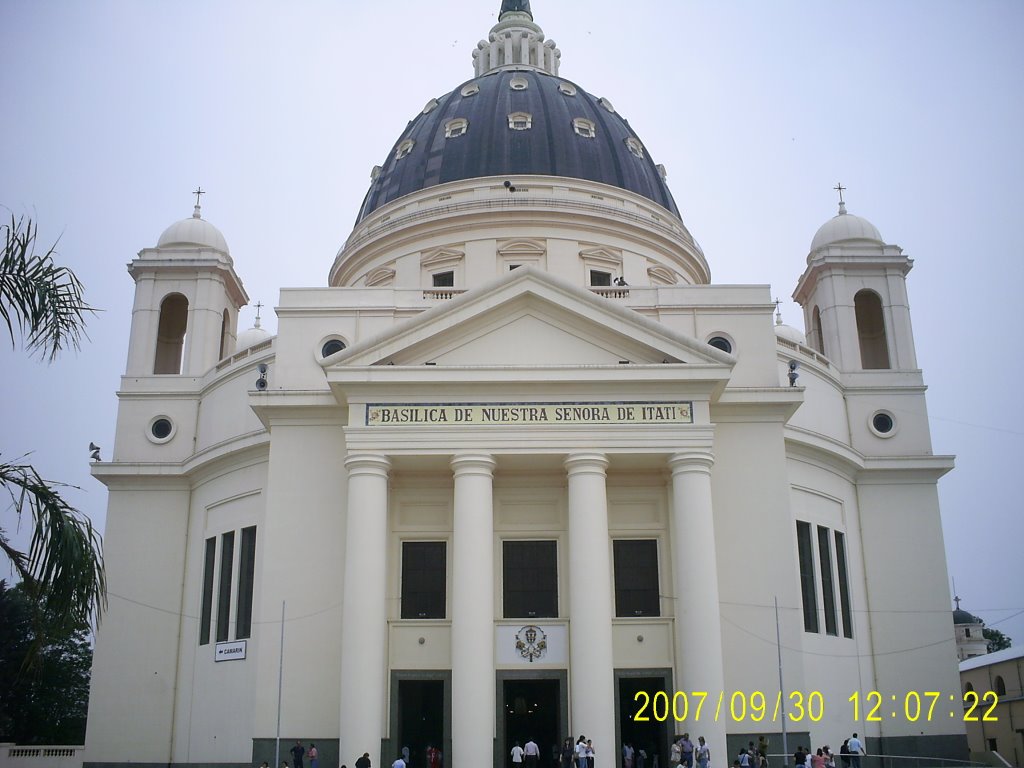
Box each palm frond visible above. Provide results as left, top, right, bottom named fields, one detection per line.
left=1, top=214, right=96, bottom=362
left=0, top=458, right=106, bottom=632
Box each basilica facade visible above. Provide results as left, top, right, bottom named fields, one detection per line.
left=83, top=2, right=966, bottom=766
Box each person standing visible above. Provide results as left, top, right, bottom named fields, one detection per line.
left=586, top=740, right=595, bottom=768
left=525, top=738, right=540, bottom=768
left=512, top=742, right=525, bottom=767
left=623, top=742, right=634, bottom=768
left=679, top=735, right=694, bottom=768
left=356, top=753, right=372, bottom=768
left=562, top=739, right=576, bottom=768
left=290, top=742, right=306, bottom=768
left=308, top=744, right=319, bottom=768
left=792, top=746, right=806, bottom=768
left=392, top=754, right=406, bottom=768
left=576, top=737, right=588, bottom=768
left=846, top=735, right=864, bottom=768
left=694, top=738, right=709, bottom=768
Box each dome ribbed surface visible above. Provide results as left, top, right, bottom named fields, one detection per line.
left=953, top=609, right=981, bottom=625
left=356, top=70, right=680, bottom=223
left=810, top=211, right=883, bottom=252
left=157, top=216, right=229, bottom=253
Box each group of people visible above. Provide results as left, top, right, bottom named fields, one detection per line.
left=792, top=734, right=865, bottom=768
left=668, top=734, right=712, bottom=768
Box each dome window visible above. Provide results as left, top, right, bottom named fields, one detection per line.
left=422, top=98, right=439, bottom=114
left=598, top=97, right=615, bottom=113
left=869, top=410, right=897, bottom=438
left=509, top=76, right=529, bottom=91
left=146, top=415, right=176, bottom=444
left=558, top=82, right=577, bottom=96
left=444, top=119, right=469, bottom=139
left=508, top=112, right=533, bottom=131
left=395, top=140, right=415, bottom=160
left=572, top=118, right=596, bottom=139
left=461, top=83, right=480, bottom=97
left=625, top=138, right=645, bottom=159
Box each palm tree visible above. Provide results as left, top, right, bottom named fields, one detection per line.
left=1, top=213, right=105, bottom=654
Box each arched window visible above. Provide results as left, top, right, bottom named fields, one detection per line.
left=219, top=309, right=230, bottom=360
left=154, top=293, right=188, bottom=374
left=811, top=305, right=825, bottom=355
left=994, top=676, right=1006, bottom=696
left=854, top=290, right=890, bottom=369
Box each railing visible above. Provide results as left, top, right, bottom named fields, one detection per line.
left=423, top=288, right=467, bottom=300
left=1, top=745, right=84, bottom=768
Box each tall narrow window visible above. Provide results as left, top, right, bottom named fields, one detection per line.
left=834, top=531, right=853, bottom=638
left=401, top=541, right=447, bottom=619
left=200, top=537, right=216, bottom=645
left=854, top=290, right=890, bottom=369
left=811, top=306, right=825, bottom=355
left=796, top=521, right=818, bottom=633
left=154, top=293, right=188, bottom=374
left=613, top=540, right=660, bottom=617
left=235, top=526, right=257, bottom=639
left=503, top=540, right=557, bottom=618
left=216, top=531, right=235, bottom=642
left=817, top=526, right=838, bottom=635
left=219, top=309, right=230, bottom=360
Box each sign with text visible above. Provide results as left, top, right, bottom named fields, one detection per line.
left=366, top=401, right=693, bottom=427
left=215, top=640, right=247, bottom=662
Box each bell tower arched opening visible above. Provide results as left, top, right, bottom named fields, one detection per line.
left=854, top=289, right=890, bottom=369
left=154, top=293, right=188, bottom=374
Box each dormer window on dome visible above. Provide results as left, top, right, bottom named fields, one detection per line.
left=445, top=119, right=469, bottom=138
left=558, top=82, right=576, bottom=96
left=572, top=118, right=596, bottom=138
left=509, top=76, right=529, bottom=91
left=508, top=112, right=533, bottom=130
left=461, top=83, right=480, bottom=97
left=625, top=138, right=645, bottom=158
left=598, top=97, right=615, bottom=113
left=422, top=98, right=439, bottom=114
left=395, top=140, right=415, bottom=160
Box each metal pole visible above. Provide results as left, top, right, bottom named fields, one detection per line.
left=275, top=601, right=285, bottom=768
left=775, top=596, right=788, bottom=760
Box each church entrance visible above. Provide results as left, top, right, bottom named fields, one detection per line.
left=617, top=674, right=670, bottom=768
left=502, top=678, right=562, bottom=768
left=396, top=679, right=445, bottom=768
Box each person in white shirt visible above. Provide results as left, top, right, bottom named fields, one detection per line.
left=524, top=740, right=539, bottom=768
left=391, top=756, right=405, bottom=768
left=511, top=743, right=525, bottom=765
left=846, top=734, right=864, bottom=768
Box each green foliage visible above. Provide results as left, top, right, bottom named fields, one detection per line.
left=1, top=214, right=95, bottom=361
left=983, top=627, right=1012, bottom=653
left=0, top=581, right=92, bottom=744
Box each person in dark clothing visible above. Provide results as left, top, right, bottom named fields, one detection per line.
left=290, top=742, right=306, bottom=768
left=356, top=753, right=372, bottom=768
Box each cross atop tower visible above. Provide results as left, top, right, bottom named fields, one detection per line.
left=254, top=301, right=263, bottom=329
left=192, top=186, right=205, bottom=219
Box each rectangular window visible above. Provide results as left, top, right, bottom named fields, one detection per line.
left=432, top=271, right=454, bottom=287
left=401, top=541, right=447, bottom=619
left=200, top=537, right=216, bottom=645
left=503, top=540, right=558, bottom=618
left=589, top=269, right=611, bottom=286
left=216, top=531, right=235, bottom=642
left=796, top=521, right=818, bottom=633
left=817, top=525, right=838, bottom=635
left=834, top=531, right=853, bottom=638
left=235, top=526, right=257, bottom=639
left=613, top=540, right=660, bottom=617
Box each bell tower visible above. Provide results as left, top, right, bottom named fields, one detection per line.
left=793, top=189, right=917, bottom=373
left=125, top=194, right=248, bottom=377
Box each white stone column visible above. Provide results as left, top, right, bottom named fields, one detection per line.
left=565, top=453, right=616, bottom=767
left=668, top=450, right=726, bottom=761
left=339, top=453, right=391, bottom=767
left=450, top=453, right=497, bottom=768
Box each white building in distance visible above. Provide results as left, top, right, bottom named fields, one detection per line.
left=84, top=2, right=966, bottom=766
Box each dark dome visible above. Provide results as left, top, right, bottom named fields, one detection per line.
left=953, top=609, right=981, bottom=625
left=356, top=70, right=680, bottom=223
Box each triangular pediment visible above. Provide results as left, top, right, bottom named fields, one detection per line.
left=330, top=268, right=732, bottom=369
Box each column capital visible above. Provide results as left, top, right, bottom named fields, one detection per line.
left=344, top=452, right=391, bottom=478
left=564, top=452, right=609, bottom=476
left=450, top=452, right=496, bottom=477
left=667, top=449, right=715, bottom=475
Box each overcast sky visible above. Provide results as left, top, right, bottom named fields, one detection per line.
left=2, top=0, right=1022, bottom=649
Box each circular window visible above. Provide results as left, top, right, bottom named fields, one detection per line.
left=321, top=338, right=347, bottom=358
left=147, top=416, right=176, bottom=444
left=869, top=410, right=897, bottom=438
left=708, top=336, right=733, bottom=354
